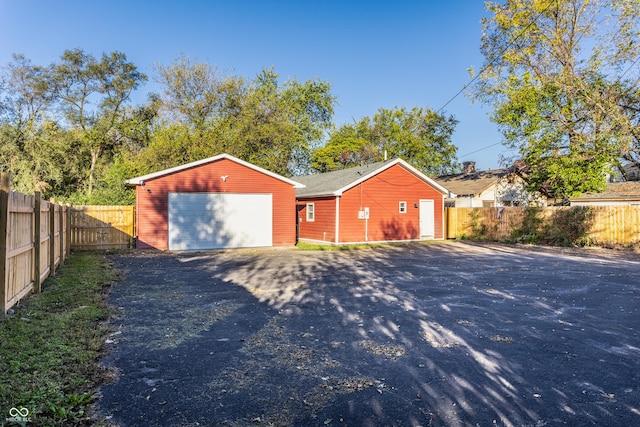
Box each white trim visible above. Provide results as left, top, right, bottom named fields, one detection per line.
left=125, top=153, right=305, bottom=188
left=441, top=200, right=445, bottom=239
left=306, top=203, right=315, bottom=222
left=399, top=201, right=407, bottom=213
left=335, top=197, right=340, bottom=244
left=331, top=158, right=449, bottom=196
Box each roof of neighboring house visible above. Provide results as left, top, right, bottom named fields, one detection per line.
left=622, top=162, right=640, bottom=181
left=434, top=168, right=510, bottom=197
left=571, top=182, right=640, bottom=202
left=124, top=153, right=305, bottom=188
left=294, top=158, right=449, bottom=198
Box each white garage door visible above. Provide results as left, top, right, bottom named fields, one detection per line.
left=168, top=193, right=272, bottom=250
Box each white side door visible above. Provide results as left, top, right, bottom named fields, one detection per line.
left=419, top=199, right=435, bottom=238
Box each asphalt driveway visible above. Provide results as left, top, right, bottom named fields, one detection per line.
left=98, top=242, right=640, bottom=426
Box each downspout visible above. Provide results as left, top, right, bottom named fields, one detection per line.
left=365, top=212, right=369, bottom=242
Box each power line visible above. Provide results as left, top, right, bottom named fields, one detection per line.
left=437, top=1, right=556, bottom=114
left=436, top=2, right=557, bottom=161
left=457, top=142, right=503, bottom=159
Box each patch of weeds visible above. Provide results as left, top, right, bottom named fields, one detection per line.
left=544, top=206, right=594, bottom=247
left=0, top=253, right=117, bottom=426
left=359, top=340, right=407, bottom=360
left=510, top=207, right=543, bottom=244
left=208, top=317, right=380, bottom=425
left=509, top=206, right=594, bottom=247
left=127, top=300, right=241, bottom=349
left=470, top=209, right=490, bottom=240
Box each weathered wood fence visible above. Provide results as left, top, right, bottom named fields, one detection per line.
left=446, top=206, right=640, bottom=247
left=1, top=173, right=136, bottom=313
left=1, top=174, right=71, bottom=313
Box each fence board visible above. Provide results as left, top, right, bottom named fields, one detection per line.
left=1, top=174, right=72, bottom=314
left=446, top=206, right=640, bottom=247
left=70, top=205, right=135, bottom=250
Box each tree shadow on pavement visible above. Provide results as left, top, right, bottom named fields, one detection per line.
left=100, top=243, right=640, bottom=426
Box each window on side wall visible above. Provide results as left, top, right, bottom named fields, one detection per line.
left=306, top=203, right=315, bottom=222
left=399, top=201, right=407, bottom=213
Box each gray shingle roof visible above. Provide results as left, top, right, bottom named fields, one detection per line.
left=294, top=158, right=450, bottom=197
left=294, top=160, right=394, bottom=197
left=572, top=182, right=640, bottom=200
left=434, top=169, right=510, bottom=197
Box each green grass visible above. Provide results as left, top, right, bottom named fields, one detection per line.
left=0, top=253, right=117, bottom=426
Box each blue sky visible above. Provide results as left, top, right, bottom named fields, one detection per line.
left=0, top=0, right=516, bottom=170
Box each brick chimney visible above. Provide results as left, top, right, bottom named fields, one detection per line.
left=463, top=161, right=476, bottom=175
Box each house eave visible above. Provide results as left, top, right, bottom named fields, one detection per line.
left=332, top=159, right=449, bottom=196
left=296, top=192, right=340, bottom=199
left=571, top=197, right=640, bottom=202
left=125, top=153, right=305, bottom=189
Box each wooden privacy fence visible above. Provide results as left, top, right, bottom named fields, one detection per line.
left=446, top=206, right=640, bottom=247
left=71, top=205, right=135, bottom=250
left=1, top=173, right=136, bottom=313
left=1, top=173, right=71, bottom=314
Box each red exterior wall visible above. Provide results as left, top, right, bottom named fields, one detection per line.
left=135, top=158, right=297, bottom=250
left=296, top=164, right=444, bottom=244
left=339, top=164, right=444, bottom=243
left=296, top=197, right=337, bottom=243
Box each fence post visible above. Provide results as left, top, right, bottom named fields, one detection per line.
left=59, top=205, right=64, bottom=264
left=50, top=203, right=56, bottom=276
left=446, top=207, right=457, bottom=239
left=34, top=192, right=41, bottom=294
left=66, top=205, right=71, bottom=258
left=0, top=173, right=9, bottom=314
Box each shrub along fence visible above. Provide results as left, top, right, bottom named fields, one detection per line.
left=1, top=173, right=136, bottom=314
left=446, top=206, right=640, bottom=248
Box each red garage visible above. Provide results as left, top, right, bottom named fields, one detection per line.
left=125, top=154, right=304, bottom=250
left=295, top=158, right=448, bottom=244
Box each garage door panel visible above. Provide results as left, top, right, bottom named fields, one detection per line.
left=168, top=193, right=272, bottom=250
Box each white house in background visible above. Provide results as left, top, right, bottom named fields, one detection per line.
left=435, top=161, right=547, bottom=208
left=570, top=182, right=640, bottom=206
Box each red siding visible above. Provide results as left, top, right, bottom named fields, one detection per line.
left=136, top=158, right=297, bottom=250
left=296, top=164, right=444, bottom=244
left=339, top=165, right=443, bottom=242
left=296, top=197, right=336, bottom=243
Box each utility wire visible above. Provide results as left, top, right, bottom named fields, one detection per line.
left=437, top=0, right=556, bottom=114
left=436, top=1, right=557, bottom=158
left=458, top=142, right=504, bottom=159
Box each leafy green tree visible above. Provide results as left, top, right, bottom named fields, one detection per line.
left=617, top=79, right=640, bottom=177
left=311, top=119, right=378, bottom=171
left=146, top=60, right=335, bottom=176
left=219, top=68, right=335, bottom=175
left=51, top=49, right=147, bottom=196
left=312, top=106, right=459, bottom=175
left=154, top=54, right=243, bottom=136
left=0, top=54, right=59, bottom=196
left=474, top=0, right=640, bottom=200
